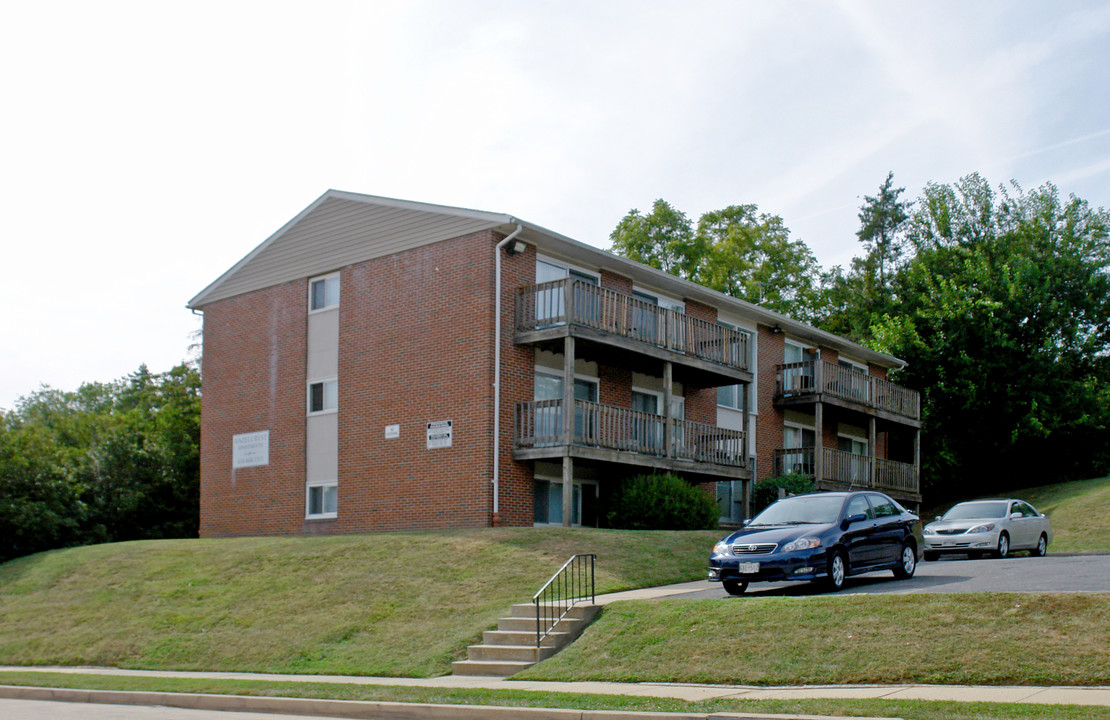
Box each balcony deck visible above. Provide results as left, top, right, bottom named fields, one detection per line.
left=514, top=399, right=750, bottom=479
left=774, top=447, right=920, bottom=504
left=515, top=279, right=752, bottom=386
left=776, top=360, right=921, bottom=426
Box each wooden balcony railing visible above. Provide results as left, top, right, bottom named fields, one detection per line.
left=516, top=279, right=749, bottom=372
left=514, top=399, right=746, bottom=468
left=773, top=447, right=918, bottom=496
left=775, top=360, right=920, bottom=421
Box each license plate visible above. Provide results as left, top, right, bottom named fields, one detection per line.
left=737, top=562, right=760, bottom=574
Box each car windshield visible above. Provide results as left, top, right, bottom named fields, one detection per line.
left=942, top=501, right=1009, bottom=520
left=749, top=495, right=844, bottom=526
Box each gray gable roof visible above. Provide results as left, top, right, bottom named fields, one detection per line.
left=188, top=190, right=514, bottom=308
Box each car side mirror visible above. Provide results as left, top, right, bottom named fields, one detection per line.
left=842, top=512, right=867, bottom=529
left=1010, top=512, right=1022, bottom=519
left=742, top=518, right=751, bottom=526
left=934, top=515, right=942, bottom=522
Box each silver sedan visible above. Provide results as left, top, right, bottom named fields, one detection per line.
left=923, top=498, right=1052, bottom=561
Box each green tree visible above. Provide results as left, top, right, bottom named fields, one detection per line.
left=609, top=200, right=824, bottom=320
left=0, top=362, right=200, bottom=561
left=871, top=175, right=1110, bottom=501
left=821, top=172, right=912, bottom=343
left=608, top=199, right=704, bottom=279
left=695, top=205, right=825, bottom=322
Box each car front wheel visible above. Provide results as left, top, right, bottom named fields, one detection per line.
left=1032, top=533, right=1048, bottom=557
left=995, top=532, right=1010, bottom=559
left=723, top=580, right=748, bottom=596
left=826, top=551, right=847, bottom=592
left=893, top=542, right=917, bottom=579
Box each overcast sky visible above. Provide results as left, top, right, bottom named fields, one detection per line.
left=2, top=1, right=1109, bottom=410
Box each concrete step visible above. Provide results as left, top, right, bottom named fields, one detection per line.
left=465, top=644, right=559, bottom=663
left=451, top=659, right=535, bottom=676
left=453, top=602, right=601, bottom=677
left=483, top=629, right=567, bottom=646
left=495, top=615, right=586, bottom=633
left=509, top=602, right=597, bottom=619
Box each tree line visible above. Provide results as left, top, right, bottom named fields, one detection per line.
left=1, top=363, right=199, bottom=562
left=612, top=172, right=1110, bottom=503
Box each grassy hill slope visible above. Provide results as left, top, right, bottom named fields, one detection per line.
left=0, top=528, right=716, bottom=677
left=1015, top=475, right=1110, bottom=552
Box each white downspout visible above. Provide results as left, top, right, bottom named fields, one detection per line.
left=493, top=223, right=524, bottom=526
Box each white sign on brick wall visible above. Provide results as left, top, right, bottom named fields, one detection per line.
left=426, top=420, right=452, bottom=449
left=232, top=431, right=270, bottom=468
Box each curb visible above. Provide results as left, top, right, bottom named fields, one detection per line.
left=0, top=685, right=902, bottom=720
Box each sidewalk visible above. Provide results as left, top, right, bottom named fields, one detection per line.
left=3, top=665, right=1109, bottom=708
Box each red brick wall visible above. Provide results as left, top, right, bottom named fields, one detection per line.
left=199, top=230, right=539, bottom=537
left=600, top=270, right=633, bottom=294
left=199, top=280, right=308, bottom=537
left=684, top=299, right=717, bottom=425
left=336, top=231, right=504, bottom=533
left=754, top=325, right=785, bottom=483
left=497, top=239, right=539, bottom=526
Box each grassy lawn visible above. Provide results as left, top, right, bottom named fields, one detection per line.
left=923, top=475, right=1110, bottom=553
left=1, top=475, right=1107, bottom=693
left=517, top=593, right=1110, bottom=686
left=0, top=528, right=715, bottom=677
left=1017, top=476, right=1110, bottom=553
left=0, top=671, right=1106, bottom=720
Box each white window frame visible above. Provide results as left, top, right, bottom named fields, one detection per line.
left=631, top=285, right=685, bottom=312
left=535, top=256, right=600, bottom=284
left=837, top=433, right=869, bottom=456
left=533, top=368, right=599, bottom=401
left=305, top=480, right=338, bottom=519
left=308, top=273, right=341, bottom=313
left=631, top=386, right=663, bottom=415
left=839, top=357, right=869, bottom=375
left=307, top=379, right=338, bottom=415
left=783, top=421, right=816, bottom=449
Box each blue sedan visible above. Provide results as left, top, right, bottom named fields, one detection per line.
left=708, top=491, right=925, bottom=595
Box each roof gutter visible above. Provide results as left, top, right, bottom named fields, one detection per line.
left=492, top=222, right=524, bottom=526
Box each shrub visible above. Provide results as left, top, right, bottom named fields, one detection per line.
left=605, top=473, right=719, bottom=530
left=751, top=473, right=815, bottom=516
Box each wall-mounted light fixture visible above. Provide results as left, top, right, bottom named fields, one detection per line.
left=770, top=324, right=783, bottom=334
left=505, top=239, right=528, bottom=255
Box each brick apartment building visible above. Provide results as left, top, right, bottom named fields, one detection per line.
left=188, top=190, right=921, bottom=537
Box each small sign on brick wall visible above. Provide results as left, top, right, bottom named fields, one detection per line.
left=385, top=424, right=400, bottom=439
left=232, top=430, right=270, bottom=468
left=426, top=419, right=452, bottom=449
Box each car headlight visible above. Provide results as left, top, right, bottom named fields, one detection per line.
left=782, top=537, right=821, bottom=552
left=923, top=524, right=938, bottom=535
left=713, top=540, right=731, bottom=555
left=967, top=523, right=996, bottom=534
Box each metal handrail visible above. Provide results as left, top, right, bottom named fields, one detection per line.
left=532, top=554, right=596, bottom=649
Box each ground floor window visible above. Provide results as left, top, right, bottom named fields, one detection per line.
left=534, top=479, right=598, bottom=527
left=306, top=481, right=337, bottom=518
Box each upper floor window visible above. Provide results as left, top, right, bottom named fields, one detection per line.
left=308, top=380, right=338, bottom=414
left=310, top=274, right=340, bottom=312
left=839, top=358, right=868, bottom=375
